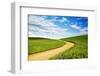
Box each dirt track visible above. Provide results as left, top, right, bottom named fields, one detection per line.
left=28, top=41, right=74, bottom=61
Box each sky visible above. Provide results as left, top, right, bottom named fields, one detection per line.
left=28, top=15, right=88, bottom=39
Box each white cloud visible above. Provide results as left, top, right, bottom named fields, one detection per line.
left=28, top=15, right=68, bottom=39
left=29, top=31, right=33, bottom=36
left=59, top=17, right=68, bottom=23
left=71, top=24, right=81, bottom=30
left=28, top=15, right=87, bottom=39
left=29, top=16, right=56, bottom=31
left=80, top=27, right=87, bottom=32
left=71, top=24, right=88, bottom=35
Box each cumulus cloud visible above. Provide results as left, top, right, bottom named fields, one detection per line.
left=71, top=24, right=80, bottom=30
left=28, top=15, right=88, bottom=39
left=59, top=17, right=68, bottom=23
left=71, top=24, right=88, bottom=34
left=80, top=27, right=88, bottom=32
left=28, top=15, right=68, bottom=39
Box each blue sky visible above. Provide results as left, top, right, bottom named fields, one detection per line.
left=28, top=15, right=88, bottom=39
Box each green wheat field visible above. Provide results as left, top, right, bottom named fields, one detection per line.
left=28, top=35, right=88, bottom=59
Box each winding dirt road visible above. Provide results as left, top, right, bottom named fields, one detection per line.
left=28, top=41, right=74, bottom=61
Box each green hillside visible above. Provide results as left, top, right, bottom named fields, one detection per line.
left=50, top=35, right=88, bottom=59
left=28, top=37, right=65, bottom=54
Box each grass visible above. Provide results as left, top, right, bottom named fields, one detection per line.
left=28, top=37, right=65, bottom=54
left=50, top=35, right=88, bottom=59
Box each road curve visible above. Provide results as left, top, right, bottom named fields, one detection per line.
left=28, top=41, right=74, bottom=61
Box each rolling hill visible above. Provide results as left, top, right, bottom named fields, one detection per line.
left=50, top=35, right=88, bottom=59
